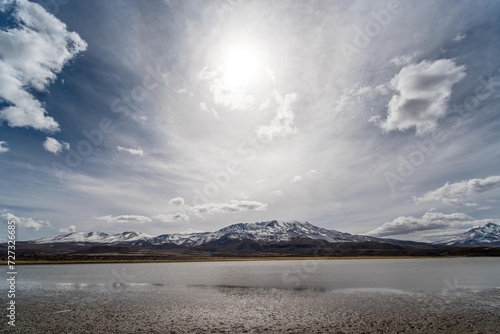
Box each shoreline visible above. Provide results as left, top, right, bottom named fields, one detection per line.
left=1, top=255, right=473, bottom=265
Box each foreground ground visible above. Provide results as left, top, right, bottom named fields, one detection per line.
left=2, top=284, right=499, bottom=333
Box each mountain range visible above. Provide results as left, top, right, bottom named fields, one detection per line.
left=33, top=220, right=500, bottom=248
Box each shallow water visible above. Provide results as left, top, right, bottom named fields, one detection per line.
left=3, top=258, right=500, bottom=333
left=6, top=257, right=500, bottom=293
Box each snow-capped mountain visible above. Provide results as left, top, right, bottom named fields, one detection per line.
left=34, top=220, right=375, bottom=246
left=434, top=223, right=500, bottom=246
left=35, top=231, right=153, bottom=244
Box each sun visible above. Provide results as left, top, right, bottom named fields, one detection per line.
left=221, top=44, right=263, bottom=89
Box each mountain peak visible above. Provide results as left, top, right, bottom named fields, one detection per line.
left=435, top=222, right=500, bottom=246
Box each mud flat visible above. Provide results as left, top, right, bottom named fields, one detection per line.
left=3, top=285, right=499, bottom=333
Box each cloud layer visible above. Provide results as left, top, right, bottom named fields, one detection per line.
left=414, top=176, right=500, bottom=206
left=367, top=212, right=479, bottom=237
left=190, top=200, right=267, bottom=216
left=97, top=215, right=152, bottom=224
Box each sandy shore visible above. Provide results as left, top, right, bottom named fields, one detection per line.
left=3, top=284, right=499, bottom=333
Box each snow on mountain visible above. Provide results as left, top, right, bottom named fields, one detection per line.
left=35, top=231, right=153, bottom=244
left=434, top=222, right=500, bottom=246
left=34, top=220, right=375, bottom=246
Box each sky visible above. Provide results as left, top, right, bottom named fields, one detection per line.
left=1, top=0, right=500, bottom=242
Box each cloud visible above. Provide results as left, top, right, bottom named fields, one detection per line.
left=97, top=215, right=152, bottom=224
left=190, top=200, right=267, bottom=216
left=43, top=137, right=70, bottom=154
left=59, top=224, right=76, bottom=233
left=375, top=59, right=466, bottom=135
left=198, top=66, right=255, bottom=111
left=390, top=52, right=421, bottom=66
left=291, top=175, right=302, bottom=183
left=367, top=212, right=478, bottom=237
left=0, top=0, right=87, bottom=132
left=452, top=33, right=466, bottom=42
left=414, top=176, right=500, bottom=206
left=1, top=212, right=50, bottom=230
left=306, top=169, right=318, bottom=177
left=169, top=197, right=185, bottom=205
left=0, top=141, right=9, bottom=153
left=154, top=212, right=189, bottom=223
left=256, top=92, right=298, bottom=140
left=117, top=146, right=144, bottom=156
left=273, top=190, right=283, bottom=196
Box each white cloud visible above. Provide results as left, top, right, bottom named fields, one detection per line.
left=59, top=224, right=76, bottom=233
left=169, top=197, right=185, bottom=206
left=180, top=228, right=201, bottom=234
left=97, top=215, right=152, bottom=224
left=367, top=212, right=479, bottom=237
left=1, top=212, right=50, bottom=230
left=452, top=33, right=466, bottom=43
left=43, top=137, right=69, bottom=155
left=199, top=102, right=218, bottom=118
left=390, top=52, right=421, bottom=66
left=0, top=141, right=9, bottom=153
left=291, top=175, right=302, bottom=183
left=154, top=212, right=189, bottom=223
left=306, top=169, right=318, bottom=177
left=199, top=66, right=255, bottom=111
left=190, top=200, right=267, bottom=216
left=273, top=190, right=283, bottom=196
left=256, top=92, right=298, bottom=140
left=414, top=176, right=500, bottom=206
left=375, top=59, right=466, bottom=135
left=0, top=0, right=87, bottom=132
left=117, top=146, right=144, bottom=156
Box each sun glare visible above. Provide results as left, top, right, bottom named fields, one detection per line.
left=222, top=44, right=263, bottom=88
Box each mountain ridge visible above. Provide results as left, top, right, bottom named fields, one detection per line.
left=434, top=222, right=500, bottom=246
left=34, top=220, right=377, bottom=246
left=31, top=220, right=500, bottom=248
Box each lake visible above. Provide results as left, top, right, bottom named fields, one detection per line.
left=3, top=258, right=500, bottom=333
left=8, top=257, right=500, bottom=292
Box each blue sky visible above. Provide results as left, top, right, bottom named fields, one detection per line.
left=1, top=0, right=500, bottom=241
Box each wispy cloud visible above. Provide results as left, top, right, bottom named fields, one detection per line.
left=97, top=215, right=152, bottom=224
left=154, top=212, right=189, bottom=223
left=190, top=200, right=267, bottom=216
left=414, top=176, right=500, bottom=206
left=117, top=146, right=144, bottom=156
left=256, top=92, right=298, bottom=140
left=0, top=0, right=87, bottom=132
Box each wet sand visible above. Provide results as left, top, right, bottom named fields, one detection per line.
left=3, top=285, right=499, bottom=333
